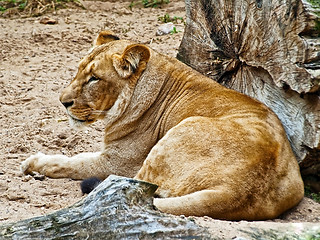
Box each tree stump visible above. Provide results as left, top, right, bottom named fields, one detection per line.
left=177, top=0, right=320, bottom=188
left=0, top=175, right=211, bottom=239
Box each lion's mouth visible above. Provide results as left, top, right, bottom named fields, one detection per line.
left=72, top=116, right=86, bottom=123
left=67, top=113, right=85, bottom=122
left=66, top=113, right=87, bottom=130
left=67, top=113, right=96, bottom=128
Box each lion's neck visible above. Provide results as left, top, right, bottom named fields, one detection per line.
left=103, top=55, right=167, bottom=142
left=103, top=52, right=225, bottom=143
left=150, top=62, right=204, bottom=138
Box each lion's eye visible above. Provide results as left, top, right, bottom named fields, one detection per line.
left=88, top=75, right=99, bottom=83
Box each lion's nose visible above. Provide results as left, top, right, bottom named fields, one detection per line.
left=61, top=100, right=74, bottom=109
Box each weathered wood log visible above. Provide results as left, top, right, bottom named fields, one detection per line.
left=1, top=175, right=319, bottom=239
left=177, top=0, right=320, bottom=188
left=0, top=175, right=211, bottom=239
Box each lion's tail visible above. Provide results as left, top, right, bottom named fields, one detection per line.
left=153, top=189, right=280, bottom=220
left=154, top=189, right=231, bottom=219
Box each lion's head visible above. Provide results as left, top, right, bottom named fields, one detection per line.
left=59, top=31, right=150, bottom=129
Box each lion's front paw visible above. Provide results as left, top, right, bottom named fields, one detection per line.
left=21, top=152, right=45, bottom=175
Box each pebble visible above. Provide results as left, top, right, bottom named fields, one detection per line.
left=156, top=22, right=175, bottom=36
left=39, top=16, right=58, bottom=25
left=21, top=175, right=33, bottom=182
left=0, top=182, right=8, bottom=192
left=6, top=191, right=26, bottom=201
left=57, top=132, right=68, bottom=139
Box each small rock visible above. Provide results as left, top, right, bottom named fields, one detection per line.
left=57, top=132, right=68, bottom=139
left=0, top=181, right=8, bottom=192
left=21, top=175, right=33, bottom=182
left=6, top=191, right=26, bottom=201
left=40, top=16, right=58, bottom=25
left=156, top=22, right=175, bottom=36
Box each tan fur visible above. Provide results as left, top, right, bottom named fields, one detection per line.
left=21, top=31, right=304, bottom=220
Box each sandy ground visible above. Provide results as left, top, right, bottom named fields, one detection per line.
left=0, top=0, right=319, bottom=237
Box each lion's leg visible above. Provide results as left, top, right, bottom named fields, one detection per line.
left=21, top=152, right=105, bottom=179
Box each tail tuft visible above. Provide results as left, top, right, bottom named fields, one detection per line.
left=80, top=177, right=102, bottom=194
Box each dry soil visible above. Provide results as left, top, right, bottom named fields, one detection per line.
left=0, top=0, right=319, bottom=238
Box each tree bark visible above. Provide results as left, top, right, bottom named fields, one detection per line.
left=0, top=175, right=211, bottom=239
left=1, top=175, right=319, bottom=239
left=177, top=0, right=320, bottom=186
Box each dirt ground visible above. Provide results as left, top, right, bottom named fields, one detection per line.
left=0, top=0, right=319, bottom=236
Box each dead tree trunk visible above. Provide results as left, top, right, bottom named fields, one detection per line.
left=0, top=175, right=211, bottom=239
left=1, top=175, right=319, bottom=239
left=178, top=0, right=320, bottom=188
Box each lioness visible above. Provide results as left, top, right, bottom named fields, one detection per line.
left=21, top=31, right=304, bottom=220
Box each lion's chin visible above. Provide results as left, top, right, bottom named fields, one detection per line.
left=68, top=115, right=97, bottom=130
left=68, top=116, right=88, bottom=130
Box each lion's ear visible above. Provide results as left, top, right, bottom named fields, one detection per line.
left=112, top=44, right=151, bottom=78
left=94, top=30, right=120, bottom=47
